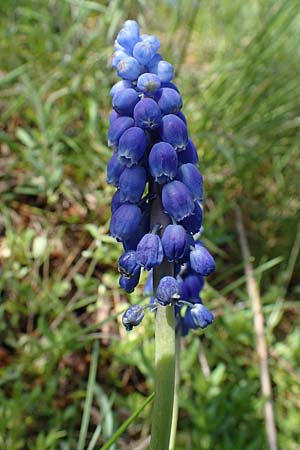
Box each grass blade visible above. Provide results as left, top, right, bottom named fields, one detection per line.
left=77, top=340, right=100, bottom=450
left=99, top=393, right=154, bottom=450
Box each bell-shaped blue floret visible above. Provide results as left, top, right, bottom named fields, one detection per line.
left=159, top=114, right=188, bottom=151
left=122, top=204, right=151, bottom=251
left=109, top=110, right=120, bottom=124
left=156, top=276, right=180, bottom=306
left=148, top=142, right=178, bottom=184
left=146, top=53, right=162, bottom=72
left=134, top=98, right=161, bottom=129
left=107, top=152, right=125, bottom=187
left=110, top=80, right=133, bottom=97
left=110, top=204, right=142, bottom=241
left=156, top=88, right=182, bottom=115
left=112, top=50, right=128, bottom=69
left=190, top=304, right=214, bottom=328
left=179, top=201, right=203, bottom=234
left=116, top=23, right=140, bottom=54
left=108, top=116, right=134, bottom=147
left=178, top=273, right=204, bottom=301
left=136, top=233, right=164, bottom=270
left=177, top=163, right=203, bottom=201
left=114, top=40, right=126, bottom=52
left=181, top=304, right=213, bottom=336
left=118, top=250, right=140, bottom=278
left=178, top=138, right=198, bottom=165
left=133, top=35, right=160, bottom=65
left=119, top=166, right=146, bottom=203
left=162, top=180, right=194, bottom=221
left=161, top=224, right=187, bottom=262
left=161, top=81, right=180, bottom=93
left=122, top=304, right=144, bottom=331
left=117, top=56, right=142, bottom=81
left=118, top=127, right=147, bottom=167
left=137, top=73, right=161, bottom=94
left=119, top=267, right=141, bottom=293
left=176, top=111, right=187, bottom=124
left=182, top=304, right=214, bottom=335
left=178, top=232, right=195, bottom=263
left=123, top=20, right=140, bottom=33
left=111, top=190, right=123, bottom=213
left=190, top=242, right=216, bottom=276
left=157, top=60, right=174, bottom=82
left=112, top=88, right=140, bottom=116
left=144, top=270, right=153, bottom=295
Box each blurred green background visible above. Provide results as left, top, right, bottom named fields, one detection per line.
left=0, top=0, right=300, bottom=449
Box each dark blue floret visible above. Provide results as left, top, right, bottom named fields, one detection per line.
left=136, top=233, right=164, bottom=270
left=178, top=138, right=199, bottom=164
left=176, top=111, right=187, bottom=124
left=190, top=242, right=216, bottom=276
left=112, top=88, right=140, bottom=116
left=107, top=152, right=125, bottom=187
left=177, top=163, right=203, bottom=201
left=179, top=201, right=203, bottom=234
left=161, top=224, right=187, bottom=262
left=122, top=205, right=151, bottom=251
left=119, top=166, right=147, bottom=203
left=156, top=276, right=180, bottom=306
left=118, top=127, right=147, bottom=167
left=178, top=232, right=195, bottom=263
left=122, top=304, right=145, bottom=331
left=182, top=304, right=214, bottom=335
left=119, top=267, right=141, bottom=293
left=109, top=110, right=120, bottom=124
left=134, top=98, right=162, bottom=129
left=148, top=142, right=178, bottom=184
left=159, top=114, right=188, bottom=151
left=108, top=116, right=134, bottom=147
left=161, top=81, right=180, bottom=93
left=162, top=180, right=194, bottom=221
left=178, top=273, right=204, bottom=301
left=118, top=250, right=140, bottom=278
left=156, top=88, right=183, bottom=115
left=111, top=190, right=123, bottom=213
left=144, top=271, right=153, bottom=295
left=110, top=204, right=142, bottom=241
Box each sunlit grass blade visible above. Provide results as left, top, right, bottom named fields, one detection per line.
left=99, top=393, right=154, bottom=450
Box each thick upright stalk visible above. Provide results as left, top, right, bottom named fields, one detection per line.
left=150, top=183, right=176, bottom=450
left=169, top=333, right=180, bottom=450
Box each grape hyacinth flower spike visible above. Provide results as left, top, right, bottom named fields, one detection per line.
left=107, top=20, right=215, bottom=450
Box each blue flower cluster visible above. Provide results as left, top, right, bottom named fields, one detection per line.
left=107, top=20, right=215, bottom=335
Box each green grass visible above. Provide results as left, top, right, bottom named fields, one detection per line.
left=0, top=0, right=300, bottom=449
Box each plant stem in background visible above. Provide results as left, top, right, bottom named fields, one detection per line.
left=235, top=206, right=278, bottom=450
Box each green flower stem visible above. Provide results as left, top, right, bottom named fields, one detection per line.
left=150, top=298, right=175, bottom=450
left=150, top=183, right=176, bottom=450
left=169, top=333, right=180, bottom=450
